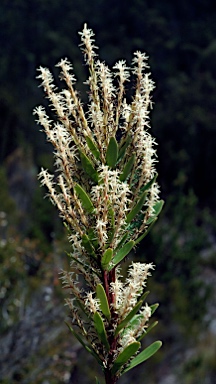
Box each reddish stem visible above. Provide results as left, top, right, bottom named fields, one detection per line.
left=104, top=370, right=118, bottom=384
left=103, top=268, right=119, bottom=384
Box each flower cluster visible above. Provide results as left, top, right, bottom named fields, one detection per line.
left=34, top=24, right=163, bottom=384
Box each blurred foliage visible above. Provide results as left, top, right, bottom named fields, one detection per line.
left=0, top=165, right=47, bottom=332
left=0, top=164, right=68, bottom=331
left=181, top=331, right=216, bottom=383
left=0, top=0, right=216, bottom=382
left=0, top=234, right=42, bottom=332
left=142, top=190, right=212, bottom=335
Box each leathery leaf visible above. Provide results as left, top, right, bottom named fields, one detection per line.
left=138, top=320, right=158, bottom=341
left=134, top=218, right=157, bottom=245
left=79, top=149, right=99, bottom=183
left=101, top=248, right=113, bottom=270
left=74, top=183, right=94, bottom=213
left=117, top=134, right=132, bottom=161
left=139, top=290, right=150, bottom=303
left=81, top=234, right=97, bottom=259
left=93, top=312, right=110, bottom=351
left=96, top=284, right=111, bottom=320
left=111, top=341, right=140, bottom=376
left=115, top=300, right=143, bottom=336
left=115, top=291, right=150, bottom=336
left=123, top=341, right=162, bottom=374
left=119, top=154, right=135, bottom=182
left=85, top=136, right=101, bottom=160
left=146, top=200, right=164, bottom=225
left=107, top=240, right=135, bottom=271
left=87, top=228, right=99, bottom=249
left=106, top=137, right=118, bottom=168
left=126, top=191, right=147, bottom=223
left=150, top=303, right=159, bottom=315
left=114, top=232, right=129, bottom=253
left=142, top=173, right=158, bottom=193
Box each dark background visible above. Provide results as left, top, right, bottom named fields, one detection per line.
left=0, top=1, right=216, bottom=383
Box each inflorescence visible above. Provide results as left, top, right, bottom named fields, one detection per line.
left=34, top=23, right=163, bottom=382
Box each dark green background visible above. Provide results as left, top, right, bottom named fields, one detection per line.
left=0, top=1, right=216, bottom=383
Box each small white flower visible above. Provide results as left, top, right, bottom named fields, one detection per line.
left=85, top=291, right=100, bottom=314
left=113, top=60, right=130, bottom=83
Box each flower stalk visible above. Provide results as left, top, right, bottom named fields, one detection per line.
left=34, top=24, right=163, bottom=383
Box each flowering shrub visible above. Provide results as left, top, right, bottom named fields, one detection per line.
left=34, top=24, right=163, bottom=384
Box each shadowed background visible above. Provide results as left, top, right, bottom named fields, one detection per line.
left=0, top=0, right=216, bottom=383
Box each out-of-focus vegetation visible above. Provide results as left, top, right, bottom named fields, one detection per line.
left=0, top=0, right=216, bottom=383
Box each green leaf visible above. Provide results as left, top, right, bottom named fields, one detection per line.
left=152, top=199, right=164, bottom=216
left=81, top=234, right=97, bottom=259
left=115, top=291, right=150, bottom=337
left=87, top=228, right=99, bottom=248
left=119, top=315, right=142, bottom=340
left=65, top=322, right=103, bottom=366
left=85, top=136, right=101, bottom=160
left=117, top=135, right=132, bottom=161
left=95, top=377, right=100, bottom=384
left=141, top=173, right=158, bottom=193
left=123, top=341, right=162, bottom=374
left=139, top=290, right=150, bottom=302
left=101, top=248, right=113, bottom=270
left=107, top=229, right=115, bottom=245
left=114, top=233, right=129, bottom=253
left=134, top=218, right=157, bottom=245
left=106, top=137, right=118, bottom=168
left=111, top=341, right=140, bottom=376
left=126, top=314, right=142, bottom=328
left=108, top=240, right=135, bottom=271
left=138, top=320, right=158, bottom=341
left=79, top=150, right=99, bottom=183
left=96, top=284, right=111, bottom=320
left=145, top=216, right=156, bottom=225
left=146, top=200, right=164, bottom=225
left=107, top=207, right=115, bottom=244
left=108, top=207, right=115, bottom=227
left=119, top=154, right=135, bottom=182
left=126, top=192, right=147, bottom=223
left=74, top=183, right=95, bottom=213
left=150, top=303, right=159, bottom=315
left=93, top=312, right=110, bottom=351
left=115, top=300, right=143, bottom=336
